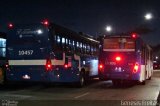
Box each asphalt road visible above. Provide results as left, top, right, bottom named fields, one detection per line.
left=0, top=70, right=160, bottom=106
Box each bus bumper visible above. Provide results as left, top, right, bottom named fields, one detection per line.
left=99, top=72, right=140, bottom=81
left=6, top=66, right=80, bottom=83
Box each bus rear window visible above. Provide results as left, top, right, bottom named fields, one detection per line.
left=8, top=25, right=49, bottom=46
left=103, top=38, right=135, bottom=50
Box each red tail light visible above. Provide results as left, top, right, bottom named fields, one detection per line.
left=5, top=64, right=9, bottom=68
left=115, top=56, right=121, bottom=61
left=64, top=64, right=68, bottom=68
left=99, top=64, right=103, bottom=69
left=8, top=23, right=14, bottom=29
left=133, top=63, right=139, bottom=73
left=42, top=19, right=49, bottom=27
left=5, top=60, right=9, bottom=69
left=46, top=59, right=52, bottom=71
left=131, top=33, right=138, bottom=39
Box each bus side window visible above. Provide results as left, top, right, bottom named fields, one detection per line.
left=62, top=37, right=66, bottom=51
left=62, top=37, right=65, bottom=44
left=91, top=46, right=94, bottom=55
left=141, top=46, right=145, bottom=64
left=83, top=44, right=86, bottom=54
left=55, top=35, right=61, bottom=50
left=82, top=43, right=85, bottom=54
left=57, top=35, right=61, bottom=44
left=68, top=39, right=72, bottom=51
left=76, top=41, right=79, bottom=53
left=65, top=38, right=69, bottom=51
left=72, top=40, right=76, bottom=51
left=87, top=44, right=91, bottom=54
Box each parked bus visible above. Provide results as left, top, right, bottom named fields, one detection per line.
left=6, top=20, right=99, bottom=87
left=0, top=32, right=6, bottom=84
left=98, top=33, right=153, bottom=85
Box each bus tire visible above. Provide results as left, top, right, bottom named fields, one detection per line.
left=148, top=76, right=151, bottom=80
left=140, top=80, right=146, bottom=85
left=76, top=71, right=85, bottom=88
left=99, top=77, right=105, bottom=81
left=112, top=80, right=119, bottom=86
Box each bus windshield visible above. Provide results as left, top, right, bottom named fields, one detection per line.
left=103, top=38, right=135, bottom=51
left=8, top=24, right=49, bottom=46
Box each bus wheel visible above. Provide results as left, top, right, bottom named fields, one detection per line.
left=112, top=80, right=119, bottom=86
left=148, top=76, right=151, bottom=80
left=140, top=80, right=146, bottom=85
left=99, top=77, right=105, bottom=81
left=77, top=72, right=85, bottom=88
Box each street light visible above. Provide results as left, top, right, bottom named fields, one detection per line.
left=105, top=25, right=112, bottom=32
left=144, top=13, right=153, bottom=20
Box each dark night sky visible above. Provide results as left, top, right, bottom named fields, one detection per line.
left=0, top=0, right=160, bottom=46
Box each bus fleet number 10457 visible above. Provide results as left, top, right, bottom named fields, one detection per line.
left=18, top=50, right=33, bottom=56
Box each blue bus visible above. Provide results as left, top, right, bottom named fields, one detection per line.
left=98, top=33, right=153, bottom=85
left=6, top=20, right=99, bottom=87
left=0, top=32, right=7, bottom=84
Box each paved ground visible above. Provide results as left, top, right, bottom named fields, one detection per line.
left=0, top=70, right=160, bottom=106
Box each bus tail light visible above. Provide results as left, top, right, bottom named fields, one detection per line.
left=115, top=56, right=121, bottom=62
left=99, top=64, right=104, bottom=69
left=64, top=64, right=68, bottom=68
left=99, top=64, right=104, bottom=73
left=46, top=59, right=52, bottom=71
left=41, top=19, right=49, bottom=27
left=5, top=60, right=9, bottom=70
left=8, top=23, right=14, bottom=29
left=131, top=33, right=138, bottom=39
left=133, top=63, right=139, bottom=73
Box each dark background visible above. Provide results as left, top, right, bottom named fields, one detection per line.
left=0, top=0, right=160, bottom=46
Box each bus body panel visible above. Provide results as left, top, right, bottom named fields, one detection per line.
left=6, top=65, right=80, bottom=82
left=6, top=23, right=99, bottom=84
left=98, top=35, right=153, bottom=83
left=99, top=51, right=141, bottom=81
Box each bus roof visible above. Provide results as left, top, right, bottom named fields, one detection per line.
left=51, top=23, right=99, bottom=44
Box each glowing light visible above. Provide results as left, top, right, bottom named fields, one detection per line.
left=131, top=33, right=138, bottom=39
left=116, top=56, right=121, bottom=61
left=99, top=64, right=103, bottom=69
left=133, top=63, right=139, bottom=73
left=37, top=29, right=43, bottom=34
left=8, top=23, right=14, bottom=28
left=105, top=25, right=112, bottom=32
left=144, top=13, right=153, bottom=20
left=42, top=19, right=49, bottom=26
left=46, top=59, right=52, bottom=71
left=64, top=64, right=68, bottom=68
left=47, top=64, right=51, bottom=68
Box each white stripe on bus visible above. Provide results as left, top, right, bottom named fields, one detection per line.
left=9, top=53, right=66, bottom=66
left=103, top=49, right=135, bottom=52
left=8, top=59, right=65, bottom=66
